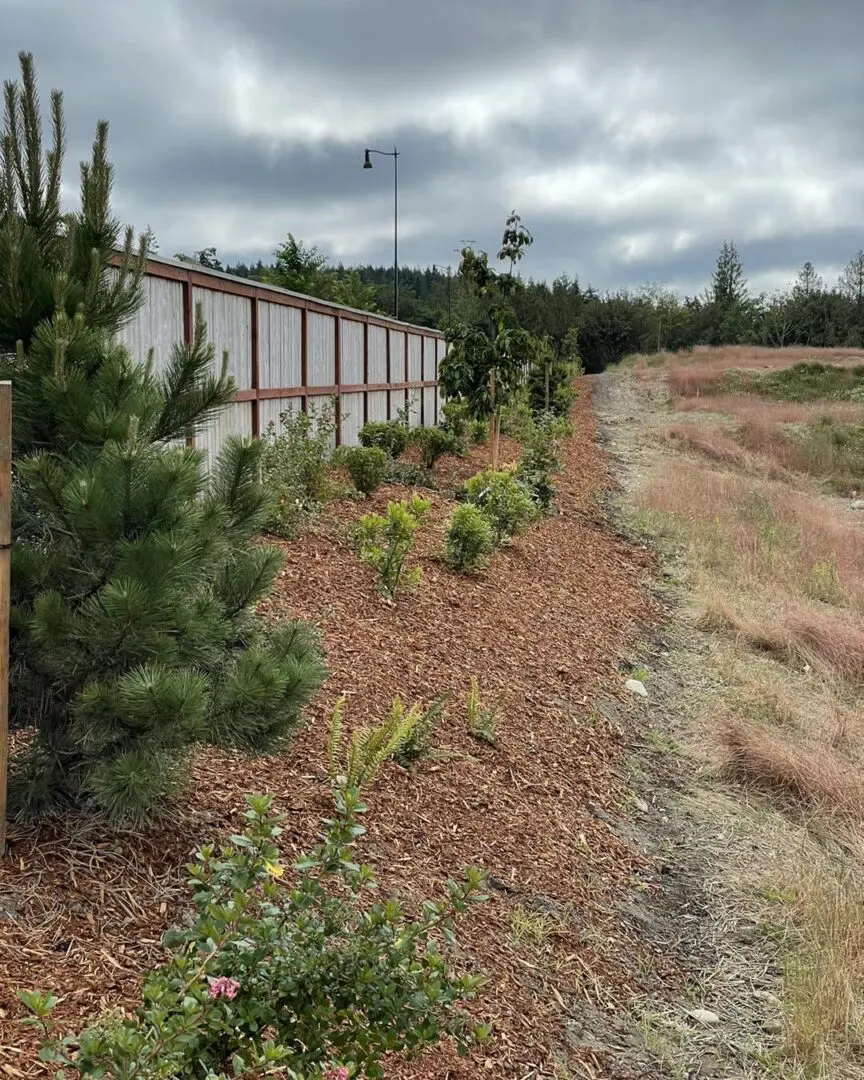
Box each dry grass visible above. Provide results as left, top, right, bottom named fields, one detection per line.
left=784, top=609, right=864, bottom=683
left=721, top=720, right=864, bottom=820
left=676, top=394, right=864, bottom=427
left=645, top=346, right=864, bottom=401
left=667, top=422, right=745, bottom=467
left=636, top=462, right=864, bottom=614
left=781, top=870, right=864, bottom=1067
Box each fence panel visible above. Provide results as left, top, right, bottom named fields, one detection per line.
left=117, top=276, right=184, bottom=375
left=259, top=302, right=302, bottom=392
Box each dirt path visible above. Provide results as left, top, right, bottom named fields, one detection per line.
left=584, top=370, right=790, bottom=1080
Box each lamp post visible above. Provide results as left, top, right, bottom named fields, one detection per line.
left=363, top=147, right=399, bottom=320
left=431, top=263, right=452, bottom=327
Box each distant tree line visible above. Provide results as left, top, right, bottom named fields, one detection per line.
left=173, top=237, right=864, bottom=373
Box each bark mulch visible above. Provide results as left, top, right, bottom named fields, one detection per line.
left=0, top=383, right=667, bottom=1078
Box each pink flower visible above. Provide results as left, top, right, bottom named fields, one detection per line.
left=322, top=1069, right=349, bottom=1080
left=208, top=976, right=241, bottom=1000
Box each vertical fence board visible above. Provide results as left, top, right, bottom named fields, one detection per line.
left=339, top=393, right=365, bottom=446
left=340, top=319, right=365, bottom=383
left=192, top=288, right=252, bottom=389
left=367, top=391, right=388, bottom=422
left=259, top=303, right=302, bottom=392
left=199, top=402, right=253, bottom=470
left=435, top=338, right=447, bottom=423
left=117, top=276, right=184, bottom=374
left=368, top=325, right=387, bottom=383
left=309, top=313, right=336, bottom=386
left=259, top=397, right=301, bottom=435
left=388, top=329, right=406, bottom=419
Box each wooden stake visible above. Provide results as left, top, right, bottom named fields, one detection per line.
left=0, top=382, right=11, bottom=856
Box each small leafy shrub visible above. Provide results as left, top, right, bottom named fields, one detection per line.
left=410, top=425, right=454, bottom=468
left=359, top=420, right=409, bottom=458
left=262, top=401, right=337, bottom=538
left=327, top=695, right=424, bottom=786
left=394, top=694, right=449, bottom=767
left=469, top=419, right=489, bottom=445
left=467, top=677, right=500, bottom=746
left=463, top=468, right=538, bottom=544
left=336, top=445, right=388, bottom=496
left=24, top=791, right=488, bottom=1078
left=352, top=495, right=431, bottom=598
left=517, top=417, right=562, bottom=511
left=441, top=401, right=470, bottom=448
left=498, top=397, right=535, bottom=440
left=384, top=458, right=436, bottom=489
left=444, top=504, right=495, bottom=572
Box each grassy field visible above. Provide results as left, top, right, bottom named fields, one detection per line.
left=625, top=347, right=864, bottom=1077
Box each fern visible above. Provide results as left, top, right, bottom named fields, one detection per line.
left=327, top=696, right=425, bottom=788
left=466, top=677, right=500, bottom=746
left=394, top=694, right=449, bottom=766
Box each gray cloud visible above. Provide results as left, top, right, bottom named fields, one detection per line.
left=3, top=0, right=864, bottom=296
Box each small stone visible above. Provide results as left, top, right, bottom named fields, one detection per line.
left=688, top=1008, right=720, bottom=1026
left=634, top=797, right=649, bottom=813
left=762, top=1018, right=784, bottom=1034
left=753, top=990, right=781, bottom=1007
left=625, top=678, right=648, bottom=698
left=850, top=500, right=864, bottom=510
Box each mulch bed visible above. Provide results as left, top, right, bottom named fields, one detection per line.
left=0, top=382, right=667, bottom=1078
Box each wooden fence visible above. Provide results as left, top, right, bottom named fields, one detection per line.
left=117, top=256, right=447, bottom=461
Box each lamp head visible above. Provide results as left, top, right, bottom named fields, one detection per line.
left=363, top=149, right=373, bottom=169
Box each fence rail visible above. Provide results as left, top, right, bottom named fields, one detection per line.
left=117, top=256, right=446, bottom=460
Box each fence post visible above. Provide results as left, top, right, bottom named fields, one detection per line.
left=0, top=382, right=11, bottom=855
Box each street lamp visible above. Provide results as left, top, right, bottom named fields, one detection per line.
left=363, top=147, right=399, bottom=319
left=431, top=263, right=453, bottom=327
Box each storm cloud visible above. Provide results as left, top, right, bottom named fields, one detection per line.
left=3, top=0, right=863, bottom=295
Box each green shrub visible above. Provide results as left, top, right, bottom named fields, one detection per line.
left=384, top=459, right=436, bottom=489
left=359, top=420, right=409, bottom=458
left=441, top=401, right=470, bottom=446
left=469, top=419, right=489, bottom=445
left=498, top=397, right=535, bottom=440
left=517, top=417, right=562, bottom=510
left=352, top=495, right=431, bottom=598
left=24, top=791, right=488, bottom=1078
left=444, top=504, right=495, bottom=572
left=463, top=468, right=538, bottom=544
left=262, top=401, right=337, bottom=538
left=409, top=425, right=454, bottom=468
left=335, top=445, right=388, bottom=496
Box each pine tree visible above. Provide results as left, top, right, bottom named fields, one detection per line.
left=711, top=240, right=748, bottom=309
left=838, top=251, right=864, bottom=308
left=707, top=240, right=751, bottom=345
left=793, top=261, right=824, bottom=299
left=0, top=54, right=326, bottom=822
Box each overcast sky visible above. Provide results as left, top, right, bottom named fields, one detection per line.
left=3, top=0, right=863, bottom=296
